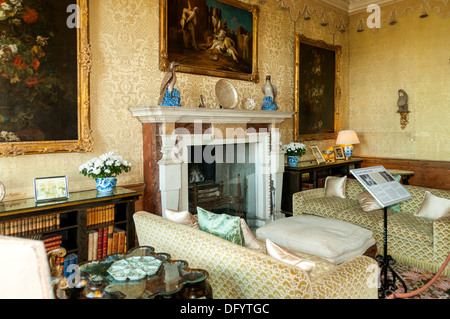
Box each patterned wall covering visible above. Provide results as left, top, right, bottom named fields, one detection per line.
left=0, top=0, right=447, bottom=201
left=348, top=0, right=450, bottom=160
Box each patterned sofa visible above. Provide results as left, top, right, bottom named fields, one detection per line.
left=133, top=211, right=379, bottom=299
left=293, top=178, right=450, bottom=276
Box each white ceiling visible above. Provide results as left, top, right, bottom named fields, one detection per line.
left=321, top=0, right=399, bottom=13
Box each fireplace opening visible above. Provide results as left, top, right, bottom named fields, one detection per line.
left=187, top=144, right=256, bottom=221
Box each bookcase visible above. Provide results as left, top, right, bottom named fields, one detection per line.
left=0, top=187, right=141, bottom=263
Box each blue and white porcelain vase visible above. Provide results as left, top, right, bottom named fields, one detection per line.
left=95, top=177, right=117, bottom=195
left=287, top=155, right=299, bottom=167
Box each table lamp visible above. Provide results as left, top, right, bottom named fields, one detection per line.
left=336, top=130, right=360, bottom=160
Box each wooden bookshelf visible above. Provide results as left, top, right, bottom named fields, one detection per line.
left=0, top=187, right=141, bottom=263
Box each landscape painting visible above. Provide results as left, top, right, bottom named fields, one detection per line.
left=160, top=0, right=259, bottom=82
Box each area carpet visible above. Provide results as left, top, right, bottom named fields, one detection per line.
left=383, top=263, right=450, bottom=299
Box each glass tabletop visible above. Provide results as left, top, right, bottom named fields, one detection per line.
left=0, top=187, right=139, bottom=215
left=78, top=246, right=208, bottom=299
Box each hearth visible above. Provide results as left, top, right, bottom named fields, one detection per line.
left=129, top=106, right=293, bottom=227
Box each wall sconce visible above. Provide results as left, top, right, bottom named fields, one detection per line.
left=304, top=7, right=311, bottom=20
left=336, top=130, right=360, bottom=160
left=357, top=19, right=365, bottom=32
left=339, top=21, right=346, bottom=33
left=397, top=89, right=410, bottom=130
left=389, top=11, right=397, bottom=25
left=320, top=16, right=329, bottom=27
left=420, top=9, right=429, bottom=18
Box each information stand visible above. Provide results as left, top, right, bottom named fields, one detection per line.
left=350, top=166, right=413, bottom=298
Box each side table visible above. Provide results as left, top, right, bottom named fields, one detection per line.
left=58, top=246, right=213, bottom=299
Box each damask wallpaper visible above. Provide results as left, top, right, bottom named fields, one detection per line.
left=0, top=0, right=447, bottom=200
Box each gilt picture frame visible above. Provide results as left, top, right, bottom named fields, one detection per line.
left=159, top=0, right=259, bottom=82
left=334, top=146, right=345, bottom=160
left=0, top=0, right=93, bottom=157
left=294, top=35, right=341, bottom=141
left=310, top=145, right=326, bottom=164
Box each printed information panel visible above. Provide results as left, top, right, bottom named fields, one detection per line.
left=350, top=165, right=413, bottom=208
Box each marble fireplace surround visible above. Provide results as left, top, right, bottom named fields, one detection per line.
left=130, top=106, right=293, bottom=227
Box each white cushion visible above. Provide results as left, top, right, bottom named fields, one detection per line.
left=414, top=191, right=450, bottom=220
left=325, top=176, right=347, bottom=199
left=255, top=215, right=375, bottom=264
left=265, top=239, right=315, bottom=276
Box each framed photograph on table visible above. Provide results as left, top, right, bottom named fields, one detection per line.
left=310, top=145, right=326, bottom=164
left=294, top=35, right=341, bottom=141
left=334, top=146, right=345, bottom=160
left=34, top=176, right=69, bottom=203
left=0, top=0, right=93, bottom=157
left=159, top=0, right=260, bottom=82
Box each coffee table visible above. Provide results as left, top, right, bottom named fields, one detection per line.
left=63, top=246, right=212, bottom=299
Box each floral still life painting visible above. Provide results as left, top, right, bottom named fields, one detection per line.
left=0, top=0, right=91, bottom=157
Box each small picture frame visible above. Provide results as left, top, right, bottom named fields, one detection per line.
left=310, top=145, right=326, bottom=164
left=334, top=146, right=345, bottom=160
left=34, top=176, right=69, bottom=203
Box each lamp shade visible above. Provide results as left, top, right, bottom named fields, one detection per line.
left=336, top=130, right=360, bottom=145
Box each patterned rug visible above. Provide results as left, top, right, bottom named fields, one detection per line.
left=383, top=263, right=450, bottom=299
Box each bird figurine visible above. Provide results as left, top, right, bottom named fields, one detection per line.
left=261, top=75, right=278, bottom=111
left=159, top=61, right=180, bottom=106
left=261, top=75, right=277, bottom=100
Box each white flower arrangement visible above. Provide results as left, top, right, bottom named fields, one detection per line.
left=79, top=152, right=131, bottom=179
left=282, top=142, right=307, bottom=157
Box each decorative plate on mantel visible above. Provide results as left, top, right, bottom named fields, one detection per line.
left=215, top=79, right=238, bottom=109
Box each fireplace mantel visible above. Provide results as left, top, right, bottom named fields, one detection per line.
left=129, top=106, right=293, bottom=124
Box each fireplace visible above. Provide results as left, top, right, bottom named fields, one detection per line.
left=129, top=106, right=293, bottom=227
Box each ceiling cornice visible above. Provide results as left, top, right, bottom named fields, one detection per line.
left=321, top=0, right=401, bottom=14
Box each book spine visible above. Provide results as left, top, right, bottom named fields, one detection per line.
left=93, top=231, right=98, bottom=261
left=107, top=225, right=113, bottom=256
left=118, top=229, right=125, bottom=254
left=97, top=228, right=103, bottom=260
left=88, top=231, right=94, bottom=261
left=102, top=227, right=108, bottom=259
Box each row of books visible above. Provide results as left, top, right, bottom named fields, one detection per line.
left=87, top=205, right=115, bottom=227
left=87, top=226, right=127, bottom=261
left=42, top=233, right=64, bottom=252
left=0, top=213, right=61, bottom=237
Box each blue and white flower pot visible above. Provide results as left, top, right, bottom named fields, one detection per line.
left=95, top=177, right=117, bottom=195
left=287, top=155, right=299, bottom=167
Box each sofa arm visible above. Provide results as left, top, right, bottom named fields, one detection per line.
left=433, top=216, right=450, bottom=265
left=292, top=188, right=325, bottom=216
left=311, top=256, right=379, bottom=299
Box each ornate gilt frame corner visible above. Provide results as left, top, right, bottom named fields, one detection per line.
left=0, top=0, right=93, bottom=157
left=159, top=0, right=259, bottom=83
left=294, top=34, right=341, bottom=142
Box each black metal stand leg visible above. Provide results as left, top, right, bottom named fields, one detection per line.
left=376, top=207, right=408, bottom=298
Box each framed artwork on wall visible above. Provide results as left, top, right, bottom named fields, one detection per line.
left=310, top=145, right=326, bottom=164
left=159, top=0, right=259, bottom=82
left=34, top=176, right=69, bottom=203
left=0, top=0, right=93, bottom=157
left=294, top=34, right=341, bottom=141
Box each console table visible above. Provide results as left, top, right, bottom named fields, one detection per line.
left=281, top=158, right=364, bottom=215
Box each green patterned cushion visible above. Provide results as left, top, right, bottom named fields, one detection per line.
left=197, top=207, right=245, bottom=246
